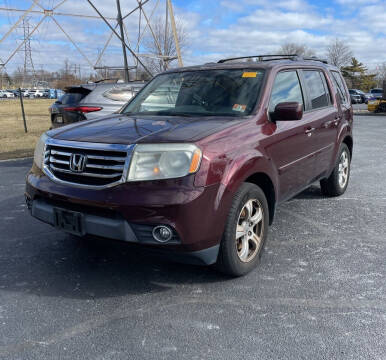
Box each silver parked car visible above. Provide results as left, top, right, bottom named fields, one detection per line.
left=49, top=81, right=146, bottom=128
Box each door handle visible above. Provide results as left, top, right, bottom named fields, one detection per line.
left=305, top=127, right=315, bottom=134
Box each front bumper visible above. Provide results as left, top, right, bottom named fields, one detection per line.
left=26, top=166, right=231, bottom=265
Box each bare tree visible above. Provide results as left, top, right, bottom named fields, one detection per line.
left=375, top=62, right=386, bottom=87
left=326, top=38, right=353, bottom=68
left=278, top=42, right=315, bottom=57
left=142, top=16, right=188, bottom=74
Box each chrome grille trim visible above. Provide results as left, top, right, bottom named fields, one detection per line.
left=43, top=137, right=135, bottom=189
left=49, top=165, right=123, bottom=179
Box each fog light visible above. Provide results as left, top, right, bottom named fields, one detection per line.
left=152, top=225, right=173, bottom=243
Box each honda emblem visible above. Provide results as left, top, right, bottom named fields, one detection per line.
left=69, top=154, right=87, bottom=172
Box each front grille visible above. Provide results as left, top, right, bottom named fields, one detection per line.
left=44, top=142, right=131, bottom=188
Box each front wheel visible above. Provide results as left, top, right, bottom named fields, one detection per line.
left=320, top=143, right=351, bottom=197
left=216, top=183, right=269, bottom=276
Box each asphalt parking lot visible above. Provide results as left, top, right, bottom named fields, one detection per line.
left=0, top=114, right=385, bottom=360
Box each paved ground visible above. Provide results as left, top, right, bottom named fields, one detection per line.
left=0, top=114, right=385, bottom=360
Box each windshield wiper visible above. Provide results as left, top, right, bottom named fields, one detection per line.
left=154, top=110, right=196, bottom=117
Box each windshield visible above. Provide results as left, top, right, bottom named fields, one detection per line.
left=123, top=69, right=265, bottom=117
left=371, top=89, right=383, bottom=94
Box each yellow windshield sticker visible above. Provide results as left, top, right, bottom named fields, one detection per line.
left=242, top=72, right=257, bottom=78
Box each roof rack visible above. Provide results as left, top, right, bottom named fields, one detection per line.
left=302, top=56, right=329, bottom=64
left=217, top=54, right=329, bottom=64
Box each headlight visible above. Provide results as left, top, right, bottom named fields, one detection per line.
left=127, top=144, right=202, bottom=181
left=33, top=133, right=48, bottom=169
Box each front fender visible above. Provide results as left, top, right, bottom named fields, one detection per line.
left=222, top=152, right=278, bottom=195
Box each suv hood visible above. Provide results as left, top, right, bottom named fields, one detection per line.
left=47, top=114, right=243, bottom=144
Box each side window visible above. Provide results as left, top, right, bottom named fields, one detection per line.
left=269, top=71, right=304, bottom=113
left=331, top=71, right=349, bottom=104
left=303, top=70, right=330, bottom=109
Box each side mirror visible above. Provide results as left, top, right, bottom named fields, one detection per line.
left=55, top=100, right=62, bottom=104
left=272, top=102, right=303, bottom=121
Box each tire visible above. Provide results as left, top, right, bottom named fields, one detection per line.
left=320, top=143, right=351, bottom=197
left=216, top=183, right=269, bottom=277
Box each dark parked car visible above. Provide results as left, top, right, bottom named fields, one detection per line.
left=26, top=55, right=353, bottom=276
left=49, top=81, right=145, bottom=128
left=349, top=89, right=368, bottom=103
left=369, top=88, right=383, bottom=99
left=348, top=90, right=361, bottom=104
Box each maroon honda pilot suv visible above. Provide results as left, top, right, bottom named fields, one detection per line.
left=26, top=55, right=353, bottom=276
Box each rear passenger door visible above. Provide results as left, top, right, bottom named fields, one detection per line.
left=300, top=69, right=339, bottom=178
left=264, top=70, right=317, bottom=201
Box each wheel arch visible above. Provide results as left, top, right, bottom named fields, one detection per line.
left=244, top=172, right=276, bottom=225
left=342, top=135, right=353, bottom=160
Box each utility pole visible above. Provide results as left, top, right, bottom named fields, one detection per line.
left=167, top=0, right=183, bottom=67
left=164, top=0, right=168, bottom=70
left=116, top=0, right=129, bottom=82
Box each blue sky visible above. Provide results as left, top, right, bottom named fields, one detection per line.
left=0, top=0, right=385, bottom=74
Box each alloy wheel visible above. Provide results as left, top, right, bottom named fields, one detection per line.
left=235, top=199, right=264, bottom=263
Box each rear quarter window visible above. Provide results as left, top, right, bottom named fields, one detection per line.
left=331, top=71, right=349, bottom=104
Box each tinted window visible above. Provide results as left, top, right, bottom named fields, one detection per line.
left=269, top=71, right=303, bottom=113
left=303, top=70, right=330, bottom=109
left=371, top=89, right=383, bottom=94
left=331, top=71, right=349, bottom=104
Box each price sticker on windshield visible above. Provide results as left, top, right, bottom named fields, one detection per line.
left=242, top=72, right=257, bottom=78
left=233, top=104, right=247, bottom=112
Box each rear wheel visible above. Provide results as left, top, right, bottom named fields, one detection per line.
left=216, top=183, right=269, bottom=276
left=320, top=143, right=351, bottom=196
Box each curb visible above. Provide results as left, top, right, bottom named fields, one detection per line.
left=353, top=110, right=369, bottom=114
left=0, top=156, right=33, bottom=163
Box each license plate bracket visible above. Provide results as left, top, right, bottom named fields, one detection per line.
left=53, top=208, right=85, bottom=236
left=55, top=115, right=63, bottom=123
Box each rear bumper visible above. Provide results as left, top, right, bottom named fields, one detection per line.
left=25, top=167, right=231, bottom=265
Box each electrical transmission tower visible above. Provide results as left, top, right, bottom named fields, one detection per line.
left=0, top=0, right=183, bottom=81
left=20, top=18, right=36, bottom=87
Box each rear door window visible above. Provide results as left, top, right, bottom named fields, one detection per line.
left=269, top=71, right=304, bottom=113
left=303, top=70, right=331, bottom=109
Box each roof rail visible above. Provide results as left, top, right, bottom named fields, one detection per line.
left=217, top=54, right=329, bottom=64
left=302, top=56, right=329, bottom=64
left=217, top=55, right=300, bottom=63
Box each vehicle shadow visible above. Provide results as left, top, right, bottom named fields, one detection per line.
left=0, top=227, right=230, bottom=301
left=292, top=184, right=324, bottom=200
left=0, top=185, right=322, bottom=301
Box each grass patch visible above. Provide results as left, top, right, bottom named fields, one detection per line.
left=0, top=99, right=53, bottom=160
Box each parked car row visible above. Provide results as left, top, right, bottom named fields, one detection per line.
left=348, top=88, right=382, bottom=104
left=0, top=88, right=64, bottom=99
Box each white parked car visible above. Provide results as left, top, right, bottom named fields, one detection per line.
left=0, top=90, right=15, bottom=98
left=22, top=89, right=30, bottom=97
left=29, top=89, right=45, bottom=98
